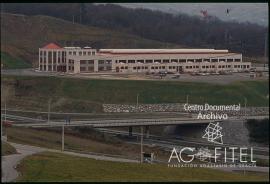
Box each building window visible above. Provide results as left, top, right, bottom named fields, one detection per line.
left=119, top=60, right=126, bottom=64
left=88, top=60, right=94, bottom=64
left=187, top=59, right=194, bottom=62
left=151, top=67, right=154, bottom=69
left=88, top=67, right=94, bottom=71
left=145, top=66, right=148, bottom=69
left=80, top=60, right=86, bottom=64
left=162, top=66, right=165, bottom=69
left=133, top=67, right=137, bottom=70
left=171, top=59, right=178, bottom=63
left=125, top=66, right=128, bottom=69
left=202, top=66, right=205, bottom=69
left=154, top=60, right=161, bottom=63
left=99, top=60, right=105, bottom=64
left=195, top=59, right=202, bottom=62
left=92, top=52, right=95, bottom=55
left=211, top=59, right=218, bottom=62
left=69, top=51, right=72, bottom=55
left=73, top=51, right=76, bottom=55
left=196, top=66, right=199, bottom=68
left=83, top=52, right=86, bottom=56
left=169, top=66, right=172, bottom=69
left=137, top=60, right=144, bottom=63
left=179, top=59, right=186, bottom=63
left=80, top=67, right=86, bottom=71
left=227, top=59, right=233, bottom=62
left=203, top=59, right=210, bottom=62
left=235, top=59, right=241, bottom=62
left=88, top=52, right=91, bottom=55
left=247, top=65, right=250, bottom=68
left=163, top=59, right=170, bottom=63
left=219, top=59, right=226, bottom=62
left=128, top=60, right=135, bottom=63
left=146, top=60, right=153, bottom=63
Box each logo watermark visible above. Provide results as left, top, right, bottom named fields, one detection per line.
left=167, top=110, right=257, bottom=169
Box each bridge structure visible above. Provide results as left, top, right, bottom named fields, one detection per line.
left=1, top=113, right=269, bottom=137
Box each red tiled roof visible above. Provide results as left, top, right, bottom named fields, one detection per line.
left=42, top=43, right=62, bottom=49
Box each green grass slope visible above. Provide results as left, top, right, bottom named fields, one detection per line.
left=2, top=76, right=269, bottom=112
left=1, top=13, right=180, bottom=68
left=1, top=52, right=32, bottom=69
left=16, top=151, right=268, bottom=182
left=1, top=141, right=17, bottom=156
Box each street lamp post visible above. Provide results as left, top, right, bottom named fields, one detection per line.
left=140, top=126, right=143, bottom=163
left=62, top=124, right=65, bottom=151
left=48, top=99, right=51, bottom=123
left=244, top=98, right=247, bottom=118
left=136, top=93, right=139, bottom=107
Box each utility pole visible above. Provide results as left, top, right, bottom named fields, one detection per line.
left=264, top=32, right=268, bottom=61
left=4, top=100, right=7, bottom=121
left=62, top=124, right=65, bottom=151
left=140, top=126, right=143, bottom=163
left=244, top=97, right=247, bottom=118
left=136, top=93, right=139, bottom=106
left=48, top=99, right=51, bottom=123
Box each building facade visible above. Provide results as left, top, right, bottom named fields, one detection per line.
left=39, top=43, right=251, bottom=74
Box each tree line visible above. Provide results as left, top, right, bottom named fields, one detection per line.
left=2, top=3, right=268, bottom=57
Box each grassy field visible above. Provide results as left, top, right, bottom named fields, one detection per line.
left=1, top=141, right=17, bottom=156
left=16, top=151, right=269, bottom=182
left=6, top=126, right=168, bottom=161
left=2, top=76, right=269, bottom=112
left=1, top=52, right=32, bottom=69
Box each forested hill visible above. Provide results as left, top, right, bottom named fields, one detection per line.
left=1, top=3, right=268, bottom=57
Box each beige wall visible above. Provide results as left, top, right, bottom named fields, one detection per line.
left=39, top=48, right=250, bottom=73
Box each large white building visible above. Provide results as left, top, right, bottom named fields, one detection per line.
left=39, top=43, right=251, bottom=73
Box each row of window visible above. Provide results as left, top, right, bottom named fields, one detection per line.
left=80, top=66, right=112, bottom=71
left=40, top=50, right=65, bottom=55
left=115, top=64, right=250, bottom=70
left=115, top=58, right=241, bottom=64
left=80, top=60, right=94, bottom=64
left=68, top=51, right=96, bottom=56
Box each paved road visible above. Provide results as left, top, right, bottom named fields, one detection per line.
left=1, top=142, right=138, bottom=182
left=2, top=68, right=268, bottom=84
left=1, top=142, right=46, bottom=182
left=8, top=115, right=269, bottom=128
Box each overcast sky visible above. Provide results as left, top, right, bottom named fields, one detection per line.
left=114, top=3, right=268, bottom=27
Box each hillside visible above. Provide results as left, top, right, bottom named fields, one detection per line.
left=2, top=3, right=267, bottom=57
left=2, top=76, right=268, bottom=113
left=0, top=13, right=180, bottom=67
